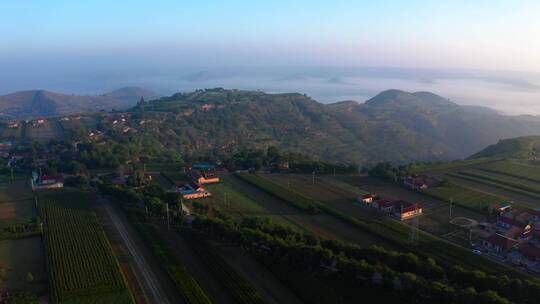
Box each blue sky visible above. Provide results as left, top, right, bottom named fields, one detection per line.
left=2, top=1, right=539, bottom=69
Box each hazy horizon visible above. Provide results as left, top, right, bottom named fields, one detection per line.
left=2, top=1, right=540, bottom=115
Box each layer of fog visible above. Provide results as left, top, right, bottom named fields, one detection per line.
left=1, top=66, right=539, bottom=115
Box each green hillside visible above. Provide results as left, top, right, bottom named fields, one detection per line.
left=470, top=136, right=540, bottom=159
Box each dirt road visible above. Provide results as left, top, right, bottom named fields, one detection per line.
left=96, top=197, right=179, bottom=304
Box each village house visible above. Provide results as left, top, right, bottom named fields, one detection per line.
left=391, top=200, right=423, bottom=220
left=497, top=213, right=533, bottom=240
left=372, top=199, right=422, bottom=220
left=403, top=175, right=441, bottom=190
left=32, top=174, right=64, bottom=190
left=179, top=182, right=211, bottom=199
left=188, top=169, right=220, bottom=184
left=488, top=202, right=512, bottom=214
left=358, top=193, right=375, bottom=204
left=482, top=233, right=520, bottom=255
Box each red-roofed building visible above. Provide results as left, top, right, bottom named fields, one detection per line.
left=391, top=200, right=423, bottom=220
left=188, top=169, right=220, bottom=184
left=497, top=216, right=532, bottom=240
left=372, top=199, right=422, bottom=220
left=482, top=234, right=520, bottom=254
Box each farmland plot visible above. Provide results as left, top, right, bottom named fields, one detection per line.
left=39, top=191, right=133, bottom=304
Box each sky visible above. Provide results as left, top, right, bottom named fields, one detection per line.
left=1, top=1, right=540, bottom=114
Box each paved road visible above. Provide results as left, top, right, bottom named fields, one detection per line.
left=101, top=200, right=172, bottom=304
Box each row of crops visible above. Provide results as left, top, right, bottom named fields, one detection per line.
left=183, top=230, right=268, bottom=304
left=447, top=172, right=540, bottom=209
left=479, top=160, right=540, bottom=183
left=127, top=210, right=212, bottom=304
left=39, top=198, right=133, bottom=304
left=235, top=173, right=532, bottom=280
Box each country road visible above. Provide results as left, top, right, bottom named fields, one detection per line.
left=100, top=199, right=174, bottom=304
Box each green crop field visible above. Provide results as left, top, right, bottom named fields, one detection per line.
left=423, top=183, right=503, bottom=212
left=407, top=158, right=495, bottom=174
left=205, top=181, right=275, bottom=216
left=39, top=191, right=133, bottom=304
left=479, top=160, right=540, bottom=183
left=236, top=173, right=320, bottom=214
left=446, top=172, right=540, bottom=210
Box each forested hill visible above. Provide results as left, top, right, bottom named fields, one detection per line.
left=124, top=88, right=540, bottom=164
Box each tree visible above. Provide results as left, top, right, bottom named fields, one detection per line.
left=26, top=271, right=34, bottom=283
left=128, top=169, right=147, bottom=187
left=0, top=267, right=5, bottom=283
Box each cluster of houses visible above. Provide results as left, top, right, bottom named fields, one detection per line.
left=178, top=163, right=220, bottom=199
left=479, top=203, right=540, bottom=267
left=358, top=193, right=423, bottom=220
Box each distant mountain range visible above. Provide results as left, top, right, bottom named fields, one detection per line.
left=125, top=88, right=540, bottom=164
left=0, top=87, right=158, bottom=118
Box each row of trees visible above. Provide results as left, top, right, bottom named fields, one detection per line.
left=189, top=214, right=519, bottom=304
left=99, top=181, right=181, bottom=217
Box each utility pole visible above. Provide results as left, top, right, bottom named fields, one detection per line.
left=409, top=203, right=419, bottom=246
left=287, top=175, right=290, bottom=188
left=166, top=203, right=170, bottom=230
left=449, top=198, right=453, bottom=220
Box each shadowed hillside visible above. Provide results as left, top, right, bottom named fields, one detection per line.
left=0, top=87, right=158, bottom=118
